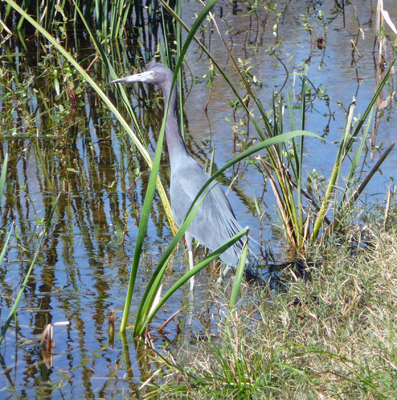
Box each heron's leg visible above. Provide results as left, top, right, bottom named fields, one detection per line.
left=217, top=265, right=232, bottom=284
left=185, top=232, right=195, bottom=291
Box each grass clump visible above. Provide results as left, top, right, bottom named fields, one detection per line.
left=150, top=204, right=397, bottom=399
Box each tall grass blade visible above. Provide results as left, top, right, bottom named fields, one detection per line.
left=161, top=7, right=173, bottom=68
left=310, top=100, right=356, bottom=242
left=159, top=40, right=167, bottom=65
left=139, top=227, right=249, bottom=335
left=229, top=236, right=249, bottom=309
left=175, top=0, right=185, bottom=140
left=297, top=78, right=306, bottom=237
left=0, top=152, right=8, bottom=205
left=0, top=194, right=60, bottom=344
left=310, top=61, right=393, bottom=243
left=0, top=152, right=11, bottom=269
left=120, top=84, right=170, bottom=334
left=133, top=185, right=215, bottom=335
left=0, top=222, right=14, bottom=270
left=287, top=88, right=298, bottom=178
left=341, top=106, right=374, bottom=205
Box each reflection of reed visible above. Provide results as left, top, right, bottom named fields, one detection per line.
left=373, top=2, right=385, bottom=151
left=40, top=321, right=71, bottom=369
left=372, top=0, right=396, bottom=157
left=40, top=324, right=54, bottom=369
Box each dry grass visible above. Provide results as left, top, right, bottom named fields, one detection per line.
left=151, top=206, right=397, bottom=399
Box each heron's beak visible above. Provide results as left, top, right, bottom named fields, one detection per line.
left=111, top=71, right=154, bottom=85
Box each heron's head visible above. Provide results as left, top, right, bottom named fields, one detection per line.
left=111, top=62, right=174, bottom=88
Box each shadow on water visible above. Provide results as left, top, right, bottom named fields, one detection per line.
left=0, top=0, right=396, bottom=397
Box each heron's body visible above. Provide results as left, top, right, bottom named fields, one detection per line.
left=171, top=154, right=243, bottom=266
left=112, top=62, right=244, bottom=278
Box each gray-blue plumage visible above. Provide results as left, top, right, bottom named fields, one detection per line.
left=112, top=62, right=244, bottom=272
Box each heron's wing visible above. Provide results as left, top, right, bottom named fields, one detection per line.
left=171, top=158, right=243, bottom=265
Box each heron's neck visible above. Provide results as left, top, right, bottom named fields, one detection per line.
left=162, top=83, right=189, bottom=167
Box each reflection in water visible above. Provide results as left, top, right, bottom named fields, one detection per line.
left=0, top=0, right=396, bottom=398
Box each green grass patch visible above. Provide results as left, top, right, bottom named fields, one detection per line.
left=146, top=203, right=397, bottom=399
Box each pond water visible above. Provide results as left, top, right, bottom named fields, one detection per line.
left=0, top=0, right=396, bottom=398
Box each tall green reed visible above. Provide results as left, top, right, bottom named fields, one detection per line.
left=118, top=0, right=220, bottom=335
left=0, top=154, right=14, bottom=285
left=0, top=0, right=133, bottom=34
left=268, top=67, right=394, bottom=251
left=259, top=72, right=394, bottom=253
left=310, top=65, right=394, bottom=243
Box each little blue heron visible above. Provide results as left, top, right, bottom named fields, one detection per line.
left=112, top=62, right=247, bottom=286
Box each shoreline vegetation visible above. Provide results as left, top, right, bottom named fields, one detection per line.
left=151, top=201, right=397, bottom=398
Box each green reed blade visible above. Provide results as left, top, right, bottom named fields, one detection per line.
left=341, top=106, right=374, bottom=205
left=133, top=178, right=225, bottom=335
left=310, top=100, right=356, bottom=243
left=297, top=77, right=306, bottom=235
left=175, top=0, right=185, bottom=140
left=0, top=152, right=8, bottom=205
left=134, top=0, right=220, bottom=333
left=310, top=62, right=393, bottom=243
left=0, top=222, right=14, bottom=271
left=184, top=130, right=321, bottom=224
left=139, top=227, right=249, bottom=335
left=121, top=116, right=166, bottom=334
left=230, top=235, right=249, bottom=310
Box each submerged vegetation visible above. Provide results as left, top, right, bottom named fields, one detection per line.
left=0, top=0, right=397, bottom=398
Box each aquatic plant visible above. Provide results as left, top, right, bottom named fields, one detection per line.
left=181, top=5, right=395, bottom=255
left=258, top=68, right=394, bottom=254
